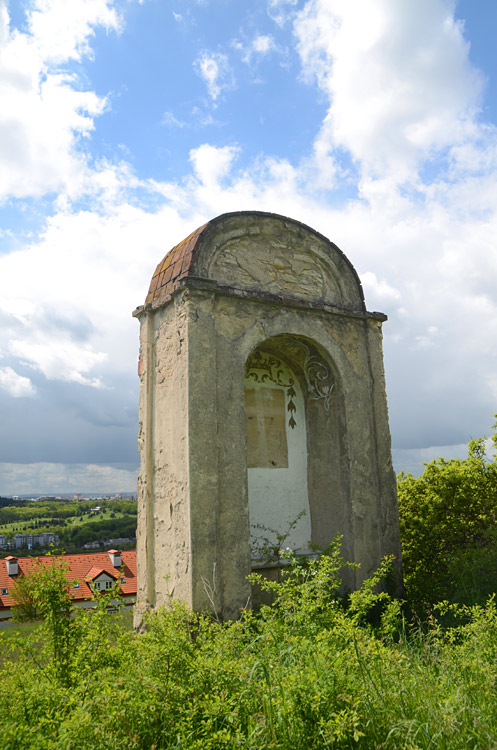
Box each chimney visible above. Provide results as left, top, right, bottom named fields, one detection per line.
left=5, top=556, right=18, bottom=576
left=108, top=549, right=122, bottom=568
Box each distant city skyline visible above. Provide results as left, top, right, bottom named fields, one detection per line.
left=0, top=0, right=497, bottom=493
left=1, top=492, right=136, bottom=500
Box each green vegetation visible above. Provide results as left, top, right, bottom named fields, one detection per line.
left=398, top=418, right=497, bottom=609
left=1, top=421, right=496, bottom=747
left=1, top=541, right=497, bottom=749
left=0, top=498, right=137, bottom=553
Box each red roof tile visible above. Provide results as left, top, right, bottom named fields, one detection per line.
left=84, top=567, right=107, bottom=582
left=143, top=221, right=209, bottom=309
left=0, top=550, right=137, bottom=609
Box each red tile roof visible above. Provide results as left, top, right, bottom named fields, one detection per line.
left=143, top=221, right=209, bottom=310
left=84, top=566, right=110, bottom=582
left=0, top=550, right=136, bottom=610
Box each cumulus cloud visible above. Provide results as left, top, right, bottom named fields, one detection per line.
left=193, top=50, right=234, bottom=102
left=0, top=0, right=121, bottom=201
left=9, top=337, right=107, bottom=388
left=0, top=198, right=177, bottom=397
left=1, top=127, right=495, bottom=469
left=0, top=366, right=36, bottom=398
left=189, top=143, right=240, bottom=186
left=294, top=0, right=485, bottom=184
left=27, top=0, right=121, bottom=63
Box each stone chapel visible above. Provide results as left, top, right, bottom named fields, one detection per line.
left=133, top=211, right=402, bottom=622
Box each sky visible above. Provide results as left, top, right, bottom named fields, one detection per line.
left=0, top=0, right=496, bottom=495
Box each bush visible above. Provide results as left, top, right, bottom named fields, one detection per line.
left=398, top=417, right=497, bottom=608
left=2, top=543, right=497, bottom=748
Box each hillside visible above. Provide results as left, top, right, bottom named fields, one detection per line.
left=0, top=497, right=137, bottom=554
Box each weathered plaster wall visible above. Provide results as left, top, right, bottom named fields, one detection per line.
left=134, top=294, right=192, bottom=624
left=134, top=212, right=402, bottom=623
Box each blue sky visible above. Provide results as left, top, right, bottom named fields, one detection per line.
left=0, top=0, right=496, bottom=494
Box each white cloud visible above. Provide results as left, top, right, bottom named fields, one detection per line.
left=0, top=0, right=120, bottom=201
left=27, top=0, right=121, bottom=64
left=189, top=143, right=240, bottom=187
left=0, top=198, right=175, bottom=392
left=193, top=50, right=234, bottom=102
left=171, top=8, right=196, bottom=28
left=294, top=0, right=485, bottom=184
left=1, top=124, right=495, bottom=468
left=360, top=271, right=401, bottom=305
left=235, top=34, right=278, bottom=66
left=162, top=111, right=187, bottom=128
left=9, top=337, right=107, bottom=388
left=253, top=34, right=276, bottom=55
left=0, top=462, right=138, bottom=494
left=267, top=0, right=298, bottom=27
left=0, top=366, right=36, bottom=398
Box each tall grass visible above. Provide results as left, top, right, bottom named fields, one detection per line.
left=0, top=545, right=496, bottom=748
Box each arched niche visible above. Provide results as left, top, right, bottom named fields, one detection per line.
left=244, top=348, right=310, bottom=557
left=244, top=334, right=353, bottom=567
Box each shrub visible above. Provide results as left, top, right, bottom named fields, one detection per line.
left=398, top=418, right=497, bottom=608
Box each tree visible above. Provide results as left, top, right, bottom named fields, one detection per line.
left=11, top=573, right=41, bottom=622
left=397, top=418, right=497, bottom=608
left=11, top=556, right=75, bottom=684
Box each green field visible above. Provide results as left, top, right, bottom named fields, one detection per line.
left=0, top=507, right=129, bottom=534
left=0, top=498, right=137, bottom=552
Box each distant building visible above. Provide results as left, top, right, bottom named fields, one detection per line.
left=0, top=549, right=137, bottom=625
left=83, top=537, right=135, bottom=550
left=0, top=532, right=59, bottom=551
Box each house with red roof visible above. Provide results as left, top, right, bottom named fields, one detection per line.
left=0, top=549, right=136, bottom=626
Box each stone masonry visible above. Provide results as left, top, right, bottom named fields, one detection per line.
left=133, top=211, right=402, bottom=622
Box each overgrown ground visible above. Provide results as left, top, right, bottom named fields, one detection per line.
left=1, top=545, right=497, bottom=750
left=1, top=426, right=496, bottom=748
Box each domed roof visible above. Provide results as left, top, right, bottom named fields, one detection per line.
left=134, top=211, right=367, bottom=316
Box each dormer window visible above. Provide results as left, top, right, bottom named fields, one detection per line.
left=1, top=588, right=8, bottom=596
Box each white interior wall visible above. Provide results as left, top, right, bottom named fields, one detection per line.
left=245, top=359, right=311, bottom=557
